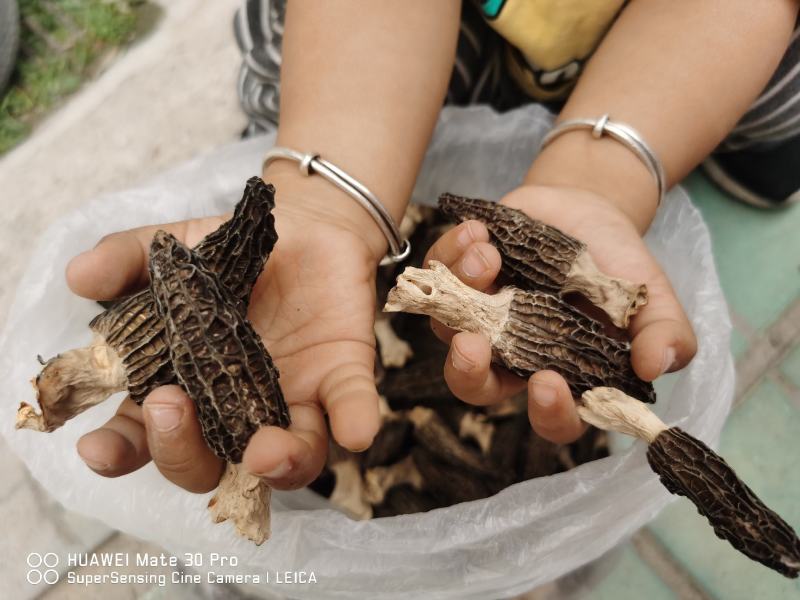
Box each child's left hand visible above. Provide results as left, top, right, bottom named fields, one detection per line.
left=424, top=184, right=697, bottom=444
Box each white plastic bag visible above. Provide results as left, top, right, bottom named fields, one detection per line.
left=0, top=104, right=734, bottom=599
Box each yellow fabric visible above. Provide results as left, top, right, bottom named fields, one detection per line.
left=484, top=0, right=625, bottom=100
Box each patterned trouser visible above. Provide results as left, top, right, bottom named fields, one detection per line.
left=234, top=0, right=800, bottom=152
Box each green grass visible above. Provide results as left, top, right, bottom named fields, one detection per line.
left=0, top=0, right=152, bottom=154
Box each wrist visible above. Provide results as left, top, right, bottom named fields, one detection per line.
left=526, top=128, right=661, bottom=233
left=264, top=160, right=389, bottom=263
left=502, top=183, right=644, bottom=240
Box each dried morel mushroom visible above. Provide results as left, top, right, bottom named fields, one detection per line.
left=17, top=177, right=278, bottom=432
left=439, top=194, right=647, bottom=328
left=411, top=446, right=496, bottom=504
left=149, top=230, right=290, bottom=544
left=363, top=455, right=425, bottom=506
left=384, top=261, right=654, bottom=403
left=407, top=406, right=498, bottom=477
left=519, top=428, right=563, bottom=481
left=379, top=356, right=453, bottom=408
left=17, top=177, right=287, bottom=545
left=579, top=388, right=800, bottom=578
left=363, top=418, right=413, bottom=469
left=372, top=484, right=438, bottom=518
left=325, top=438, right=373, bottom=520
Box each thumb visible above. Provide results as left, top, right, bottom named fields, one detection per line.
left=628, top=277, right=698, bottom=382
left=65, top=217, right=224, bottom=301
left=142, top=385, right=224, bottom=493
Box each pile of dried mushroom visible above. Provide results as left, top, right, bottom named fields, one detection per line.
left=15, top=178, right=800, bottom=579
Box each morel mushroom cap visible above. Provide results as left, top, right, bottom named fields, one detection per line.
left=648, top=427, right=800, bottom=578
left=439, top=194, right=647, bottom=329
left=148, top=230, right=289, bottom=464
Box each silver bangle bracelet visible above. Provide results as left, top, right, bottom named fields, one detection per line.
left=262, top=147, right=411, bottom=265
left=540, top=114, right=666, bottom=207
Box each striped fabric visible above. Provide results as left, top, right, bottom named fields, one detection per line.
left=234, top=0, right=285, bottom=136
left=233, top=0, right=800, bottom=151
left=721, top=24, right=800, bottom=151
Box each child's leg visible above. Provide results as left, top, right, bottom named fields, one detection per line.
left=233, top=0, right=285, bottom=136
left=704, top=22, right=800, bottom=208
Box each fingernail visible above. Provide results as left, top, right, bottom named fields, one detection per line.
left=660, top=347, right=677, bottom=375
left=451, top=345, right=475, bottom=373
left=83, top=458, right=111, bottom=472
left=461, top=247, right=490, bottom=278
left=258, top=460, right=292, bottom=480
left=147, top=405, right=183, bottom=432
left=457, top=222, right=477, bottom=246
left=532, top=381, right=557, bottom=408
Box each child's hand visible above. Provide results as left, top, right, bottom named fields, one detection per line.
left=424, top=185, right=697, bottom=444
left=68, top=195, right=383, bottom=493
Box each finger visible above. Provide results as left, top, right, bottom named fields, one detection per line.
left=76, top=397, right=151, bottom=477
left=318, top=356, right=382, bottom=453
left=423, top=220, right=490, bottom=268
left=443, top=332, right=526, bottom=406
left=428, top=240, right=502, bottom=342
left=66, top=217, right=222, bottom=301
left=142, top=385, right=224, bottom=494
left=430, top=318, right=456, bottom=345
left=242, top=402, right=328, bottom=490
left=527, top=370, right=587, bottom=445
left=628, top=278, right=698, bottom=381
left=447, top=242, right=501, bottom=290
left=66, top=224, right=183, bottom=300
left=630, top=317, right=698, bottom=381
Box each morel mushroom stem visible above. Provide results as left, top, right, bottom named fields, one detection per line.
left=580, top=387, right=800, bottom=579
left=330, top=457, right=373, bottom=521
left=458, top=412, right=494, bottom=456
left=577, top=387, right=666, bottom=442
left=208, top=463, right=272, bottom=544
left=373, top=313, right=414, bottom=369
left=439, top=194, right=647, bottom=328
left=564, top=251, right=646, bottom=329
left=384, top=261, right=654, bottom=403
left=363, top=455, right=424, bottom=506
left=485, top=394, right=526, bottom=418
left=16, top=336, right=127, bottom=432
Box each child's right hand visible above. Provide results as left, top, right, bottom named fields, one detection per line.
left=424, top=184, right=697, bottom=444
left=67, top=180, right=389, bottom=494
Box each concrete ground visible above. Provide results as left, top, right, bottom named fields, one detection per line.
left=1, top=1, right=799, bottom=599
left=0, top=2, right=246, bottom=599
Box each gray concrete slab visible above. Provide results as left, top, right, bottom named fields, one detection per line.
left=0, top=2, right=246, bottom=597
